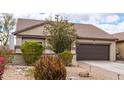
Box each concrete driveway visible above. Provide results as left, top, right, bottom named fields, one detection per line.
left=79, top=61, right=124, bottom=75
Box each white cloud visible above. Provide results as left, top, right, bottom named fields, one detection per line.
left=13, top=13, right=124, bottom=34
left=14, top=13, right=58, bottom=20
left=105, top=15, right=119, bottom=23
left=96, top=22, right=124, bottom=34
left=59, top=13, right=122, bottom=34
left=60, top=13, right=120, bottom=24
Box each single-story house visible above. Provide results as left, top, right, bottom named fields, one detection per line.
left=113, top=32, right=124, bottom=60
left=13, top=18, right=117, bottom=64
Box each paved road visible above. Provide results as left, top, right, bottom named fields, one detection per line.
left=79, top=61, right=124, bottom=75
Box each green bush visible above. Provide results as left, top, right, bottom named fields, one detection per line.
left=59, top=51, right=73, bottom=66
left=34, top=55, right=66, bottom=80
left=44, top=16, right=76, bottom=54
left=20, top=41, right=44, bottom=65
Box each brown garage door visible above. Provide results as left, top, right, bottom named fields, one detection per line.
left=76, top=44, right=109, bottom=60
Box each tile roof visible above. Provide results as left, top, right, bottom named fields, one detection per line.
left=13, top=18, right=117, bottom=40
left=74, top=23, right=117, bottom=40
left=113, top=32, right=124, bottom=42
left=13, top=18, right=44, bottom=35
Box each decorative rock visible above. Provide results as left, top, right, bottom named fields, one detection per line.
left=79, top=71, right=90, bottom=77
left=67, top=77, right=77, bottom=80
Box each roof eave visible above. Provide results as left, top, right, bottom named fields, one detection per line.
left=12, top=22, right=45, bottom=35
left=77, top=36, right=118, bottom=41
left=116, top=40, right=124, bottom=43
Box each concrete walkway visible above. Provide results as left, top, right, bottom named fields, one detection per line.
left=79, top=61, right=124, bottom=75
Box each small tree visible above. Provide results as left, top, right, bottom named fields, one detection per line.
left=44, top=15, right=76, bottom=54
left=0, top=13, right=15, bottom=46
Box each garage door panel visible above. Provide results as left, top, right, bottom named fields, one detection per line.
left=76, top=44, right=109, bottom=60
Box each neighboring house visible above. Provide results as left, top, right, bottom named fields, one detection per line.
left=113, top=32, right=124, bottom=60
left=13, top=18, right=117, bottom=64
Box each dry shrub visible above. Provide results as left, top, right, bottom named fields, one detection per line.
left=34, top=55, right=66, bottom=80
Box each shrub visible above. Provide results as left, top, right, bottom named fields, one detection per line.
left=34, top=55, right=66, bottom=80
left=25, top=67, right=34, bottom=80
left=0, top=56, right=5, bottom=80
left=44, top=15, right=76, bottom=53
left=0, top=46, right=14, bottom=64
left=0, top=46, right=14, bottom=80
left=59, top=51, right=73, bottom=66
left=20, top=41, right=44, bottom=65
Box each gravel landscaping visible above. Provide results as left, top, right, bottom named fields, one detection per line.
left=2, top=65, right=93, bottom=80
left=2, top=62, right=124, bottom=80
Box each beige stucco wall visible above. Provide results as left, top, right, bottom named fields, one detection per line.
left=110, top=41, right=116, bottom=61
left=19, top=26, right=45, bottom=36
left=15, top=26, right=46, bottom=54
left=16, top=38, right=55, bottom=54
left=16, top=37, right=45, bottom=46
left=116, top=42, right=124, bottom=59
left=15, top=26, right=116, bottom=62
left=15, top=37, right=116, bottom=61
left=22, top=38, right=45, bottom=44
left=75, top=39, right=116, bottom=61
left=16, top=48, right=21, bottom=54
left=16, top=37, right=22, bottom=46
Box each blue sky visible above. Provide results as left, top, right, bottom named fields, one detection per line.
left=14, top=13, right=124, bottom=34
